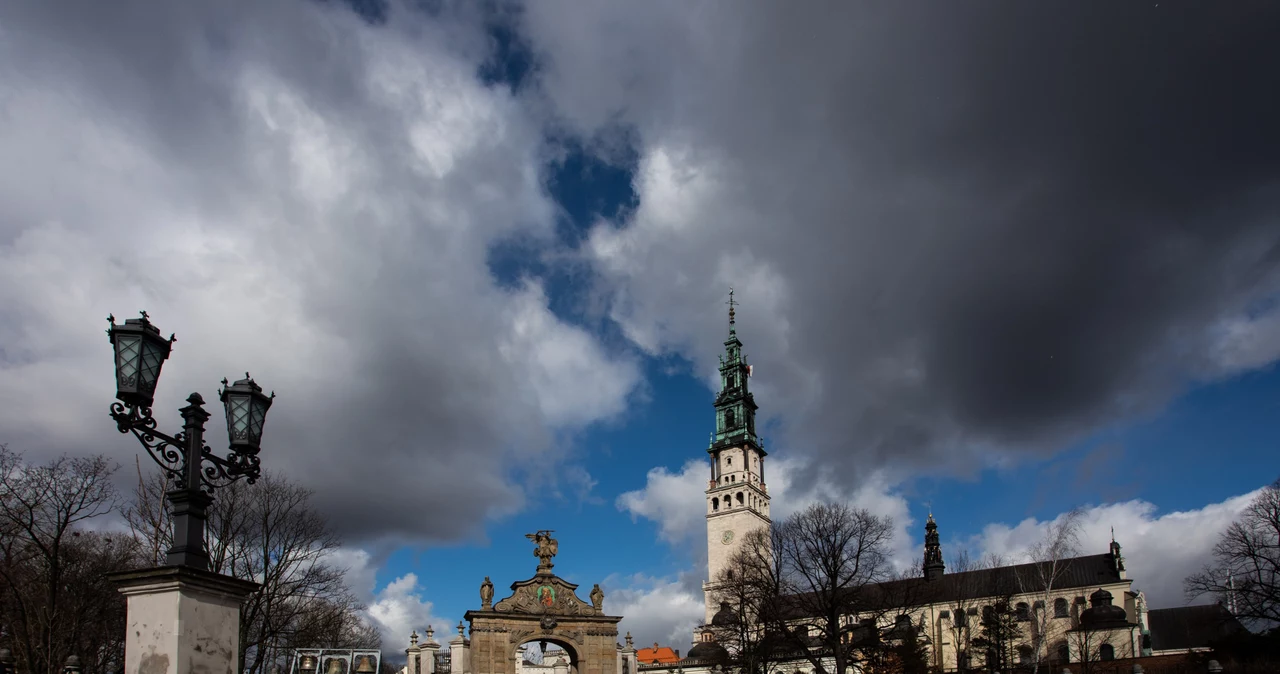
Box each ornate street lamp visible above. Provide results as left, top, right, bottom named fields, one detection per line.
left=107, top=311, right=274, bottom=571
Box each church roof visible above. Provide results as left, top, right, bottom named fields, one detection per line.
left=1147, top=604, right=1246, bottom=652
left=635, top=646, right=680, bottom=665
left=777, top=552, right=1126, bottom=619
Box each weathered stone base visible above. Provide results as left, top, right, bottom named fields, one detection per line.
left=110, top=566, right=260, bottom=674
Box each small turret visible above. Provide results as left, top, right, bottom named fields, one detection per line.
left=1110, top=526, right=1126, bottom=579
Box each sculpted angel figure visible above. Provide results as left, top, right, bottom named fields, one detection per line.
left=526, top=530, right=558, bottom=571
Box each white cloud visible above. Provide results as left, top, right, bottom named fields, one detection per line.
left=605, top=573, right=706, bottom=653
left=617, top=460, right=710, bottom=547
left=966, top=488, right=1265, bottom=610
left=499, top=282, right=642, bottom=427
left=1206, top=307, right=1280, bottom=377
left=367, top=573, right=449, bottom=652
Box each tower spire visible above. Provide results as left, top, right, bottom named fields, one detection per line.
left=726, top=287, right=737, bottom=332
left=711, top=289, right=758, bottom=451
left=923, top=512, right=945, bottom=582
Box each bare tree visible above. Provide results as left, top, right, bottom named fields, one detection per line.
left=0, top=445, right=133, bottom=674
left=1016, top=508, right=1083, bottom=673
left=709, top=527, right=785, bottom=674
left=729, top=502, right=898, bottom=674
left=1186, top=479, right=1280, bottom=629
left=1063, top=626, right=1107, bottom=674
left=127, top=470, right=379, bottom=674
left=122, top=457, right=173, bottom=567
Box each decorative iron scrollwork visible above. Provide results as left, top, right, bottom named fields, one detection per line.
left=110, top=400, right=261, bottom=494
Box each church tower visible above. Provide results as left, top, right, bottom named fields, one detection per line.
left=703, top=290, right=771, bottom=623
left=923, top=513, right=945, bottom=582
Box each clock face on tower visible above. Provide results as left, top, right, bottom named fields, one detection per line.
left=722, top=530, right=734, bottom=545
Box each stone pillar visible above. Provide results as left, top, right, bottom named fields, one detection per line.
left=450, top=621, right=470, bottom=674
left=110, top=566, right=259, bottom=674
left=552, top=656, right=569, bottom=674
left=620, top=634, right=636, bottom=674
left=408, top=631, right=423, bottom=674
left=421, top=626, right=440, bottom=674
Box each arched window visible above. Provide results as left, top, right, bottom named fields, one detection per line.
left=727, top=457, right=732, bottom=466
left=1055, top=642, right=1069, bottom=663
left=712, top=497, right=719, bottom=512
left=725, top=409, right=735, bottom=427
left=737, top=492, right=745, bottom=505
left=1054, top=597, right=1069, bottom=618
left=1017, top=646, right=1033, bottom=665
left=1016, top=602, right=1030, bottom=621
left=1099, top=644, right=1114, bottom=661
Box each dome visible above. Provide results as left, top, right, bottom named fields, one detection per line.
left=1080, top=588, right=1128, bottom=627
left=686, top=641, right=728, bottom=663
left=711, top=601, right=739, bottom=627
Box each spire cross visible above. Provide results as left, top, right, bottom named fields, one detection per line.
left=726, top=288, right=737, bottom=325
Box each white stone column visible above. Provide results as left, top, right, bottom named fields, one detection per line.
left=450, top=622, right=470, bottom=674
left=407, top=631, right=424, bottom=674
left=111, top=566, right=260, bottom=674
left=421, top=627, right=440, bottom=674
left=620, top=633, right=636, bottom=674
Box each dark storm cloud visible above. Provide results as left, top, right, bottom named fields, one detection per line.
left=518, top=2, right=1280, bottom=483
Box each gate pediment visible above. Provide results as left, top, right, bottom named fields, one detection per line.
left=463, top=532, right=621, bottom=674
left=493, top=575, right=598, bottom=616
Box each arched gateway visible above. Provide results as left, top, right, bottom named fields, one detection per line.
left=462, top=531, right=622, bottom=674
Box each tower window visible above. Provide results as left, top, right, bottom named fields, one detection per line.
left=712, top=497, right=719, bottom=512
left=725, top=409, right=735, bottom=427
left=737, top=492, right=744, bottom=505
left=727, top=457, right=732, bottom=466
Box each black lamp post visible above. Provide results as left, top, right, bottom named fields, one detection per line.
left=107, top=311, right=274, bottom=571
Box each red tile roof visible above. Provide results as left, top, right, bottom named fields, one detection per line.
left=635, top=645, right=679, bottom=665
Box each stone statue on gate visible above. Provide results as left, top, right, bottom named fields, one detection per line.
left=526, top=530, right=558, bottom=572
left=590, top=584, right=604, bottom=611
left=480, top=576, right=494, bottom=609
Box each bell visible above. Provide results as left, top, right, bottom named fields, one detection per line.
left=325, top=659, right=348, bottom=674
left=354, top=656, right=377, bottom=674
left=299, top=656, right=318, bottom=673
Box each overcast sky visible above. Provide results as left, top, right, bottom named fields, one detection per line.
left=2, top=0, right=1278, bottom=653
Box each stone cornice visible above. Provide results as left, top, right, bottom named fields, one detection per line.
left=108, top=565, right=260, bottom=601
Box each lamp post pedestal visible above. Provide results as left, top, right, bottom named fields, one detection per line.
left=110, top=566, right=260, bottom=674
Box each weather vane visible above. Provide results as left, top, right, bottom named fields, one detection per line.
left=726, top=287, right=737, bottom=325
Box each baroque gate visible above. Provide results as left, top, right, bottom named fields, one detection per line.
left=463, top=531, right=622, bottom=674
